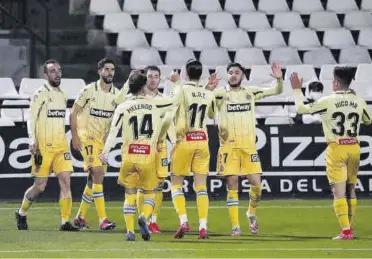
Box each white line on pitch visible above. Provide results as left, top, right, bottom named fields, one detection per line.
left=1, top=205, right=372, bottom=210
left=0, top=248, right=372, bottom=253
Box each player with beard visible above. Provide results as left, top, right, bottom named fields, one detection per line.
left=71, top=58, right=119, bottom=230
left=15, top=59, right=79, bottom=231
left=207, top=62, right=283, bottom=236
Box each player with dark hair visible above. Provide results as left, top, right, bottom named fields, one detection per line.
left=99, top=71, right=181, bottom=241
left=207, top=62, right=283, bottom=236
left=15, top=59, right=79, bottom=231
left=290, top=66, right=372, bottom=240
left=70, top=58, right=118, bottom=230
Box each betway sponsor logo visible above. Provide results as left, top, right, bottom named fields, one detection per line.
left=227, top=103, right=251, bottom=112
left=90, top=108, right=113, bottom=118
left=47, top=110, right=66, bottom=118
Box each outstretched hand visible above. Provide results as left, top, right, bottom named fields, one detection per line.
left=270, top=63, right=283, bottom=79
left=206, top=73, right=220, bottom=91
left=289, top=72, right=303, bottom=90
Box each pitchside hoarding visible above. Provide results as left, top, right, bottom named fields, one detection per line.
left=0, top=125, right=372, bottom=200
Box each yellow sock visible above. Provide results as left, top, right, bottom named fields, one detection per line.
left=248, top=184, right=262, bottom=216
left=334, top=198, right=350, bottom=230
left=171, top=184, right=188, bottom=223
left=136, top=189, right=144, bottom=215
left=152, top=190, right=163, bottom=222
left=196, top=185, right=208, bottom=229
left=19, top=197, right=33, bottom=216
left=77, top=185, right=93, bottom=219
left=142, top=193, right=156, bottom=220
left=92, top=184, right=107, bottom=221
left=59, top=197, right=72, bottom=224
left=123, top=193, right=136, bottom=233
left=227, top=189, right=239, bottom=229
left=347, top=198, right=357, bottom=226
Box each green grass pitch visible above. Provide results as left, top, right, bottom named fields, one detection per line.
left=0, top=199, right=372, bottom=258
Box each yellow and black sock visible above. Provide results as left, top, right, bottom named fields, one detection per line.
left=196, top=185, right=209, bottom=230
left=59, top=197, right=72, bottom=224
left=123, top=194, right=136, bottom=233
left=334, top=198, right=350, bottom=230
left=248, top=184, right=262, bottom=216
left=92, top=184, right=107, bottom=222
left=171, top=184, right=188, bottom=224
left=77, top=185, right=93, bottom=219
left=227, top=189, right=239, bottom=229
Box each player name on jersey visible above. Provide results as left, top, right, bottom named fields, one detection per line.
left=47, top=110, right=66, bottom=118
left=89, top=108, right=114, bottom=118
left=227, top=103, right=251, bottom=112
left=335, top=100, right=358, bottom=109
left=126, top=104, right=153, bottom=113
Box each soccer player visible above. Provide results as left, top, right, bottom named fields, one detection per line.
left=209, top=62, right=283, bottom=236
left=135, top=66, right=176, bottom=234
left=99, top=71, right=181, bottom=241
left=70, top=58, right=119, bottom=230
left=170, top=59, right=216, bottom=239
left=15, top=59, right=79, bottom=231
left=290, top=67, right=372, bottom=240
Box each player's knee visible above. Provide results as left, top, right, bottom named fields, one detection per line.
left=194, top=174, right=207, bottom=186
left=34, top=181, right=47, bottom=193
left=126, top=188, right=137, bottom=195
left=227, top=176, right=239, bottom=190
left=346, top=184, right=356, bottom=199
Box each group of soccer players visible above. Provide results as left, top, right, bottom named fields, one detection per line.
left=14, top=56, right=371, bottom=241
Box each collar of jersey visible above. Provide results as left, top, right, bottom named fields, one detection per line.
left=225, top=84, right=245, bottom=92
left=96, top=80, right=115, bottom=94
left=334, top=90, right=352, bottom=94
left=184, top=81, right=201, bottom=87
left=44, top=81, right=61, bottom=92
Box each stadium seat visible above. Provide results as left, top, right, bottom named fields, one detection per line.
left=117, top=29, right=149, bottom=50
left=224, top=0, right=256, bottom=14
left=344, top=11, right=372, bottom=30
left=323, top=29, right=355, bottom=49
left=165, top=48, right=195, bottom=67
left=191, top=0, right=222, bottom=14
left=0, top=117, right=15, bottom=126
left=269, top=47, right=302, bottom=66
left=185, top=30, right=218, bottom=50
left=137, top=13, right=169, bottom=32
left=319, top=80, right=334, bottom=96
left=350, top=80, right=372, bottom=101
left=199, top=48, right=231, bottom=67
left=89, top=0, right=121, bottom=15
left=239, top=12, right=271, bottom=31
left=234, top=48, right=267, bottom=67
left=284, top=65, right=317, bottom=82
left=130, top=48, right=163, bottom=69
left=292, top=0, right=324, bottom=14
left=1, top=100, right=29, bottom=122
left=220, top=29, right=252, bottom=50
left=103, top=13, right=135, bottom=33
left=249, top=65, right=273, bottom=82
left=60, top=79, right=86, bottom=99
left=0, top=78, right=19, bottom=98
left=357, top=29, right=372, bottom=48
left=319, top=64, right=344, bottom=80
left=327, top=0, right=358, bottom=13
left=171, top=12, right=203, bottom=32
left=273, top=12, right=304, bottom=31
left=303, top=48, right=337, bottom=67
left=205, top=12, right=237, bottom=31
left=254, top=30, right=286, bottom=50
left=355, top=64, right=372, bottom=81
left=156, top=0, right=187, bottom=13
left=288, top=29, right=321, bottom=50
left=255, top=101, right=286, bottom=118
left=258, top=0, right=289, bottom=14
left=123, top=0, right=154, bottom=13
left=19, top=78, right=44, bottom=97
left=339, top=47, right=372, bottom=66
left=309, top=12, right=341, bottom=30
left=265, top=116, right=294, bottom=125
left=361, top=0, right=372, bottom=11
left=215, top=65, right=228, bottom=81
left=151, top=30, right=183, bottom=50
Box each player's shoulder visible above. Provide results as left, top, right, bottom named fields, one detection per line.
left=84, top=82, right=98, bottom=91
left=112, top=86, right=120, bottom=95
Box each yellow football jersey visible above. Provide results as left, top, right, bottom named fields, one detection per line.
left=103, top=84, right=181, bottom=155
left=174, top=81, right=216, bottom=141
left=294, top=89, right=372, bottom=143
left=115, top=83, right=129, bottom=105
left=74, top=81, right=119, bottom=145
left=214, top=80, right=283, bottom=149
left=28, top=83, right=69, bottom=152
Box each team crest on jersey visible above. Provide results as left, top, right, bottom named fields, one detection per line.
left=89, top=157, right=94, bottom=163
left=225, top=96, right=230, bottom=101
left=251, top=154, right=260, bottom=162
left=161, top=158, right=168, bottom=167
left=91, top=97, right=96, bottom=102
left=48, top=98, right=52, bottom=102
left=246, top=94, right=252, bottom=100
left=111, top=100, right=116, bottom=107
left=64, top=152, right=72, bottom=160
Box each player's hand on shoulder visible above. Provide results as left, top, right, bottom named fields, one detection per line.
left=98, top=153, right=108, bottom=164
left=270, top=62, right=283, bottom=80
left=289, top=72, right=303, bottom=90
left=72, top=134, right=82, bottom=151
left=168, top=71, right=181, bottom=84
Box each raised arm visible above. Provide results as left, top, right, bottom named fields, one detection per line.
left=27, top=90, right=45, bottom=154
left=251, top=63, right=284, bottom=100
left=115, top=81, right=130, bottom=105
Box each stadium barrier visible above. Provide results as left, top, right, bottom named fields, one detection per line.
left=0, top=124, right=371, bottom=201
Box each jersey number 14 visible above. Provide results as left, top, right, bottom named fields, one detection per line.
left=129, top=114, right=153, bottom=139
